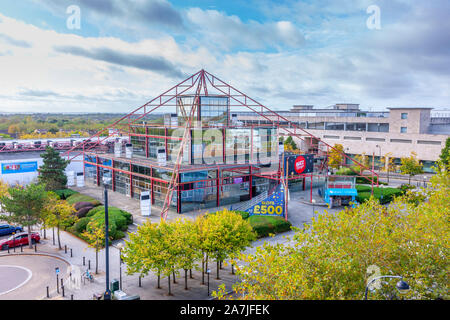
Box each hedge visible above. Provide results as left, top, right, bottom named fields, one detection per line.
left=54, top=189, right=79, bottom=200
left=356, top=185, right=404, bottom=204
left=247, top=216, right=292, bottom=238
left=66, top=193, right=102, bottom=207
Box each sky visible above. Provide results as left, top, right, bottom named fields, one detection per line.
left=0, top=0, right=449, bottom=113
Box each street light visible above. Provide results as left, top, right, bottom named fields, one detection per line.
left=116, top=242, right=124, bottom=291
left=375, top=145, right=381, bottom=171
left=207, top=268, right=211, bottom=296
left=423, top=176, right=427, bottom=188
left=103, top=173, right=112, bottom=300
left=311, top=199, right=316, bottom=219
left=364, top=275, right=410, bottom=300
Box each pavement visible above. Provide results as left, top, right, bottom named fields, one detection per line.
left=3, top=175, right=414, bottom=300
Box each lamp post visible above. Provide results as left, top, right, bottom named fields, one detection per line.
left=375, top=145, right=381, bottom=172
left=103, top=173, right=112, bottom=300
left=116, top=242, right=124, bottom=291
left=311, top=199, right=316, bottom=219
left=365, top=275, right=409, bottom=300
left=207, top=268, right=210, bottom=296
left=423, top=176, right=427, bottom=188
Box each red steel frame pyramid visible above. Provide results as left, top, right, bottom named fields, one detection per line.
left=63, top=69, right=379, bottom=220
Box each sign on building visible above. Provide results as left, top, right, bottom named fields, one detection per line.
left=245, top=184, right=286, bottom=218
left=76, top=172, right=84, bottom=187
left=1, top=161, right=38, bottom=174
left=284, top=154, right=314, bottom=175
left=140, top=191, right=151, bottom=216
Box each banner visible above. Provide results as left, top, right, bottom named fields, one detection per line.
left=1, top=161, right=38, bottom=174
left=246, top=184, right=285, bottom=217
left=284, top=154, right=314, bottom=175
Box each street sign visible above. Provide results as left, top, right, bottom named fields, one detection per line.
left=55, top=267, right=60, bottom=274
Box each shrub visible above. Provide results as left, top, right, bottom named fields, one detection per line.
left=74, top=201, right=95, bottom=211
left=54, top=189, right=79, bottom=200
left=248, top=216, right=292, bottom=238
left=356, top=186, right=403, bottom=204
left=66, top=193, right=101, bottom=206
left=233, top=210, right=250, bottom=220
left=73, top=217, right=90, bottom=233
left=75, top=205, right=94, bottom=218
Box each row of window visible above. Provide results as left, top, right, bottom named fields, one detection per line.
left=322, top=135, right=442, bottom=146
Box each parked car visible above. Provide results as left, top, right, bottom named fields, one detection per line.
left=0, top=232, right=40, bottom=250
left=0, top=224, right=23, bottom=236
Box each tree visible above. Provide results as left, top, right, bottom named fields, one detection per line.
left=215, top=168, right=449, bottom=299
left=284, top=136, right=299, bottom=154
left=0, top=179, right=9, bottom=211
left=7, top=124, right=20, bottom=135
left=328, top=144, right=345, bottom=170
left=44, top=192, right=77, bottom=249
left=352, top=153, right=370, bottom=175
left=0, top=184, right=48, bottom=248
left=171, top=219, right=201, bottom=290
left=399, top=152, right=423, bottom=184
left=38, top=146, right=69, bottom=191
left=439, top=137, right=450, bottom=168
left=380, top=152, right=397, bottom=184
left=198, top=209, right=256, bottom=280
left=82, top=220, right=107, bottom=274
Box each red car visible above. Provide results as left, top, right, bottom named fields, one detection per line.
left=0, top=232, right=40, bottom=250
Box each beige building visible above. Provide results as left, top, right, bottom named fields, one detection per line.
left=236, top=104, right=450, bottom=172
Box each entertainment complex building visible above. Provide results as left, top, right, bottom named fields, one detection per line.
left=236, top=104, right=450, bottom=173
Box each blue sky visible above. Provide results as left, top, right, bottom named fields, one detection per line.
left=0, top=0, right=449, bottom=113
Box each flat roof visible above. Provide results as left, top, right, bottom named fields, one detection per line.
left=387, top=107, right=433, bottom=110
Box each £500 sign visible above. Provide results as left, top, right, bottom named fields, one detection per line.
left=252, top=203, right=283, bottom=215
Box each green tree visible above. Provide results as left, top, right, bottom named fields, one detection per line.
left=44, top=192, right=77, bottom=249
left=399, top=152, right=423, bottom=184
left=38, top=146, right=69, bottom=191
left=380, top=152, right=397, bottom=184
left=284, top=136, right=299, bottom=153
left=199, top=209, right=256, bottom=280
left=439, top=137, right=450, bottom=168
left=214, top=168, right=449, bottom=300
left=82, top=220, right=107, bottom=274
left=171, top=219, right=201, bottom=290
left=0, top=184, right=48, bottom=248
left=328, top=144, right=345, bottom=170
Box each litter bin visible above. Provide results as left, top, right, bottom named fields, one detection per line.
left=111, top=279, right=119, bottom=292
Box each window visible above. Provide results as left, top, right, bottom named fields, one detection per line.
left=343, top=136, right=362, bottom=140
left=390, top=139, right=412, bottom=144
left=401, top=113, right=408, bottom=119
left=366, top=137, right=385, bottom=142
left=417, top=140, right=441, bottom=145
left=400, top=127, right=407, bottom=133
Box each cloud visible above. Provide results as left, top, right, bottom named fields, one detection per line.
left=0, top=33, right=32, bottom=48
left=53, top=45, right=185, bottom=78
left=186, top=8, right=304, bottom=51
left=33, top=0, right=183, bottom=29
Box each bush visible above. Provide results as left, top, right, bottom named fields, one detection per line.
left=356, top=186, right=404, bottom=204
left=75, top=206, right=94, bottom=218
left=233, top=210, right=250, bottom=220
left=74, top=201, right=95, bottom=211
left=54, top=189, right=79, bottom=200
left=73, top=217, right=90, bottom=233
left=248, top=216, right=292, bottom=238
left=66, top=193, right=101, bottom=206
left=89, top=206, right=132, bottom=233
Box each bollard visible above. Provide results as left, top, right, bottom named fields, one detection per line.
left=62, top=285, right=65, bottom=297
left=20, top=244, right=23, bottom=252
left=65, top=245, right=67, bottom=254
left=139, top=276, right=142, bottom=287
left=88, top=260, right=91, bottom=270
left=71, top=294, right=73, bottom=300
left=35, top=242, right=37, bottom=252
left=46, top=286, right=49, bottom=298
left=83, top=256, right=85, bottom=266
left=70, top=248, right=73, bottom=257
left=7, top=246, right=10, bottom=254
